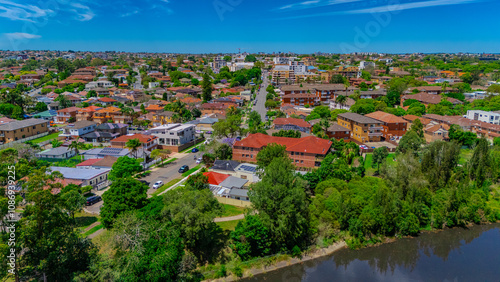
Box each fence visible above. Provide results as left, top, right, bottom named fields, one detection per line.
left=0, top=132, right=49, bottom=150
left=216, top=197, right=252, bottom=208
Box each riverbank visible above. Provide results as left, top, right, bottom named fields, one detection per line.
left=206, top=241, right=347, bottom=281
left=204, top=220, right=500, bottom=281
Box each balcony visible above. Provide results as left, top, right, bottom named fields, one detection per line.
left=369, top=126, right=383, bottom=130
left=0, top=133, right=4, bottom=137
left=368, top=132, right=383, bottom=137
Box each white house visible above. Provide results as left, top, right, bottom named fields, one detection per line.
left=465, top=110, right=500, bottom=125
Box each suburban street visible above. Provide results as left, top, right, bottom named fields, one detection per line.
left=253, top=72, right=269, bottom=120
left=143, top=152, right=199, bottom=194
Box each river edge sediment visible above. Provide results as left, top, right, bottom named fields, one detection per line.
left=208, top=221, right=500, bottom=281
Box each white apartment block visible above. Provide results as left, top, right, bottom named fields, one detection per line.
left=465, top=110, right=500, bottom=125
left=150, top=123, right=196, bottom=146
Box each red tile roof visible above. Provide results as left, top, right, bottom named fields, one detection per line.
left=111, top=133, right=157, bottom=143
left=365, top=111, right=407, bottom=124
left=203, top=171, right=229, bottom=185
left=98, top=97, right=117, bottom=103
left=234, top=133, right=332, bottom=155
left=76, top=158, right=102, bottom=167
left=273, top=117, right=312, bottom=128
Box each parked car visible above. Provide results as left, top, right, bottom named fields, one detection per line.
left=86, top=196, right=102, bottom=206
left=152, top=181, right=164, bottom=189
left=191, top=147, right=199, bottom=153
left=178, top=165, right=189, bottom=173
left=196, top=158, right=202, bottom=164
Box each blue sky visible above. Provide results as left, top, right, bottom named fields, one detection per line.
left=0, top=0, right=499, bottom=53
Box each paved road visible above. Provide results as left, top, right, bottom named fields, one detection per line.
left=143, top=153, right=199, bottom=195
left=214, top=214, right=245, bottom=222
left=253, top=72, right=269, bottom=120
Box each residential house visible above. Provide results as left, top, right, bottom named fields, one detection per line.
left=81, top=147, right=131, bottom=160
left=400, top=93, right=463, bottom=107
left=97, top=97, right=117, bottom=106
left=233, top=133, right=332, bottom=168
left=406, top=86, right=453, bottom=95
left=56, top=107, right=79, bottom=123
left=93, top=106, right=131, bottom=124
left=76, top=156, right=118, bottom=169
left=465, top=110, right=500, bottom=125
left=60, top=121, right=97, bottom=137
left=81, top=123, right=128, bottom=142
left=200, top=103, right=230, bottom=115
left=234, top=163, right=260, bottom=183
left=149, top=124, right=196, bottom=152
left=424, top=124, right=450, bottom=143
left=0, top=119, right=49, bottom=144
left=210, top=160, right=241, bottom=174
left=36, top=147, right=76, bottom=160
left=273, top=117, right=312, bottom=133
left=152, top=111, right=175, bottom=126
left=329, top=97, right=356, bottom=111
left=110, top=133, right=158, bottom=151
left=365, top=111, right=408, bottom=141
left=49, top=166, right=111, bottom=191
left=34, top=110, right=57, bottom=121
left=187, top=117, right=218, bottom=132
left=76, top=106, right=103, bottom=121
left=337, top=112, right=383, bottom=143
left=309, top=119, right=351, bottom=141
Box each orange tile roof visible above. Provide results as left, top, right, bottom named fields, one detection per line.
left=78, top=106, right=103, bottom=113
left=273, top=117, right=312, bottom=128
left=203, top=171, right=230, bottom=185
left=145, top=104, right=164, bottom=111
left=57, top=106, right=80, bottom=113
left=365, top=111, right=407, bottom=124
left=111, top=133, right=157, bottom=143
left=98, top=97, right=117, bottom=103
left=234, top=133, right=331, bottom=155
left=97, top=106, right=121, bottom=113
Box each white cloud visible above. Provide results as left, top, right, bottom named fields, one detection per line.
left=345, top=0, right=480, bottom=14
left=277, top=0, right=360, bottom=11
left=70, top=3, right=95, bottom=21
left=0, top=0, right=53, bottom=22
left=4, top=32, right=41, bottom=39
left=120, top=10, right=139, bottom=17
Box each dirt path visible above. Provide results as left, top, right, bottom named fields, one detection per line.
left=214, top=214, right=245, bottom=222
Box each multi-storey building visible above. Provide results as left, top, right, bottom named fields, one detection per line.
left=365, top=111, right=408, bottom=141
left=337, top=112, right=383, bottom=143
left=0, top=119, right=49, bottom=144
left=149, top=123, right=196, bottom=152
left=465, top=110, right=500, bottom=125
left=233, top=133, right=332, bottom=168
left=76, top=106, right=103, bottom=121
left=56, top=107, right=79, bottom=123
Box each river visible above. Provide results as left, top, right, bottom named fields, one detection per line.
left=245, top=224, right=500, bottom=282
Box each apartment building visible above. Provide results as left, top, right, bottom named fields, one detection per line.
left=150, top=123, right=196, bottom=151
left=281, top=84, right=354, bottom=106
left=273, top=117, right=312, bottom=133
left=400, top=93, right=462, bottom=107
left=271, top=64, right=295, bottom=84
left=320, top=66, right=361, bottom=82
left=233, top=133, right=332, bottom=168
left=76, top=106, right=103, bottom=121
left=56, top=107, right=79, bottom=123
left=465, top=110, right=500, bottom=125
left=0, top=119, right=49, bottom=144
left=365, top=111, right=408, bottom=141
left=337, top=112, right=383, bottom=143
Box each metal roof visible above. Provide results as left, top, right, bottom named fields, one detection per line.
left=220, top=176, right=248, bottom=189
left=49, top=167, right=111, bottom=180
left=0, top=119, right=48, bottom=131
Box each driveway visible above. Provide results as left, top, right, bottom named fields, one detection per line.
left=253, top=74, right=269, bottom=120
left=143, top=153, right=199, bottom=194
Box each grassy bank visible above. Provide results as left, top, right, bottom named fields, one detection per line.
left=221, top=204, right=245, bottom=217
left=152, top=178, right=182, bottom=196
left=30, top=132, right=61, bottom=144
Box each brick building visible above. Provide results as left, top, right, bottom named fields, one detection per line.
left=337, top=112, right=383, bottom=143
left=232, top=133, right=332, bottom=168
left=365, top=111, right=408, bottom=141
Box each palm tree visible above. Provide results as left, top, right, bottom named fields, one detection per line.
left=336, top=95, right=347, bottom=109
left=441, top=81, right=449, bottom=94
left=344, top=80, right=351, bottom=97
left=125, top=138, right=142, bottom=159
left=68, top=141, right=84, bottom=161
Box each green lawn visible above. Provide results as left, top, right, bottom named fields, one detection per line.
left=182, top=165, right=201, bottom=177
left=221, top=204, right=245, bottom=217
left=83, top=224, right=104, bottom=237
left=216, top=219, right=242, bottom=231
left=30, top=132, right=61, bottom=144
left=458, top=149, right=472, bottom=165
left=156, top=157, right=178, bottom=167
left=152, top=178, right=182, bottom=196
left=364, top=153, right=396, bottom=176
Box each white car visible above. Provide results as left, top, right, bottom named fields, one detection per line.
left=152, top=181, right=164, bottom=189
left=196, top=158, right=202, bottom=164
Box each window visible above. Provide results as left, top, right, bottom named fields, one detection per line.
left=241, top=175, right=247, bottom=179
left=21, top=129, right=24, bottom=132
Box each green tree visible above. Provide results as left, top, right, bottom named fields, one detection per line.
left=249, top=158, right=310, bottom=251
left=125, top=138, right=142, bottom=158
left=34, top=102, right=48, bottom=112
left=215, top=143, right=233, bottom=160
left=256, top=143, right=287, bottom=169
left=372, top=146, right=389, bottom=174
left=396, top=131, right=423, bottom=155
left=202, top=73, right=213, bottom=102
left=162, top=187, right=224, bottom=263
left=350, top=99, right=376, bottom=115
left=101, top=177, right=148, bottom=228
left=109, top=156, right=143, bottom=181
left=230, top=215, right=273, bottom=260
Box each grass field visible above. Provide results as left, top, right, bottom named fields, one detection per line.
left=216, top=219, right=242, bottom=231
left=30, top=132, right=61, bottom=144
left=458, top=149, right=472, bottom=165
left=364, top=153, right=396, bottom=176
left=182, top=165, right=201, bottom=177
left=152, top=178, right=182, bottom=196
left=83, top=224, right=104, bottom=237
left=221, top=204, right=245, bottom=217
